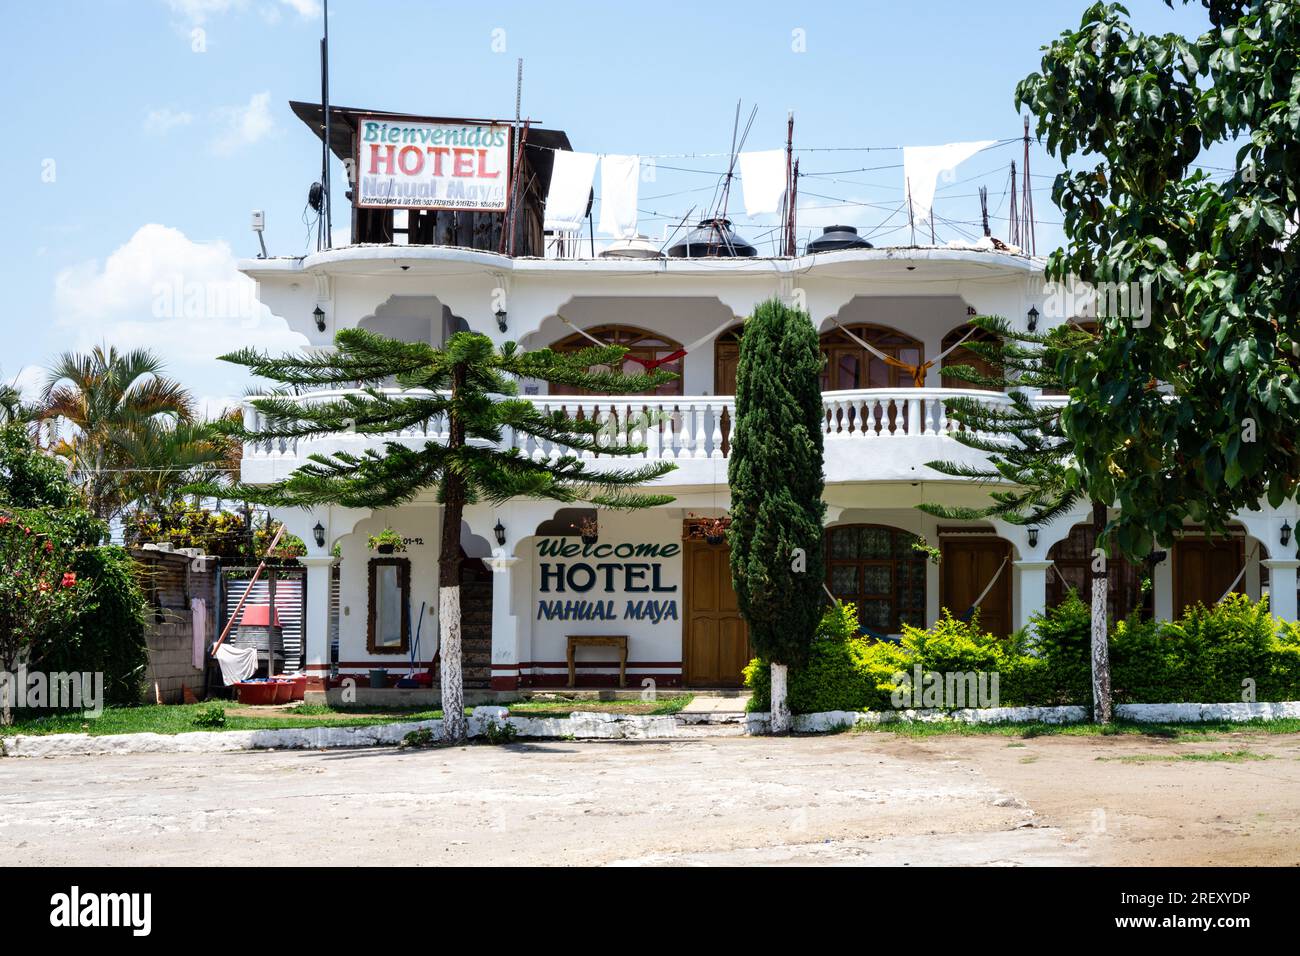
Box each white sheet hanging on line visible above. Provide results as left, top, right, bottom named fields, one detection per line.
left=903, top=140, right=996, bottom=225
left=738, top=149, right=787, bottom=215
left=543, top=150, right=598, bottom=233
left=597, top=154, right=640, bottom=238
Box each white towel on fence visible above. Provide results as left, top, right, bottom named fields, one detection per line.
left=738, top=149, right=787, bottom=215
left=190, top=597, right=207, bottom=670
left=543, top=150, right=598, bottom=233
left=214, top=643, right=258, bottom=686
left=902, top=140, right=996, bottom=225
left=597, top=154, right=640, bottom=238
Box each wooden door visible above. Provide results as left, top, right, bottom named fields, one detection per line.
left=683, top=539, right=750, bottom=687
left=1173, top=537, right=1245, bottom=616
left=941, top=538, right=1012, bottom=637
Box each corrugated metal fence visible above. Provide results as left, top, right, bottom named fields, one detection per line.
left=218, top=566, right=307, bottom=671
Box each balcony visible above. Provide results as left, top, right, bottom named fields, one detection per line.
left=239, top=387, right=1038, bottom=488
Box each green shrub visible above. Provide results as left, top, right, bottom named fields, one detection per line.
left=44, top=546, right=148, bottom=707
left=753, top=592, right=1300, bottom=714
left=193, top=703, right=226, bottom=728
left=745, top=605, right=1051, bottom=713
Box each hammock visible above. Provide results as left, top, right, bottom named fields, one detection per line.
left=829, top=319, right=978, bottom=388
left=1218, top=543, right=1256, bottom=604
left=558, top=315, right=742, bottom=372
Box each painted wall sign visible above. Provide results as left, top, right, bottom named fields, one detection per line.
left=534, top=538, right=679, bottom=623
left=356, top=117, right=511, bottom=211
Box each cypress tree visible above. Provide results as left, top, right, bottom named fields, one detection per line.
left=728, top=297, right=826, bottom=732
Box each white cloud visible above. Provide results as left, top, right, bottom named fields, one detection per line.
left=163, top=0, right=244, bottom=26
left=163, top=0, right=318, bottom=25
left=211, top=91, right=274, bottom=155
left=144, top=107, right=195, bottom=136
left=278, top=0, right=321, bottom=17
left=51, top=224, right=308, bottom=412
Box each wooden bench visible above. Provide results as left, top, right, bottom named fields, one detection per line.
left=566, top=635, right=628, bottom=688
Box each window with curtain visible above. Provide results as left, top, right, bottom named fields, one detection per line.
left=368, top=558, right=410, bottom=653
left=825, top=525, right=927, bottom=633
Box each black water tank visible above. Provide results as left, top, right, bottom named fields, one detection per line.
left=668, top=217, right=757, bottom=258
left=806, top=224, right=873, bottom=253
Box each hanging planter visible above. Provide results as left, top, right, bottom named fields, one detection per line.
left=573, top=515, right=599, bottom=546
left=367, top=528, right=406, bottom=555
left=690, top=513, right=731, bottom=546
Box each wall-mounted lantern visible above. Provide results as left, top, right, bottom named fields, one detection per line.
left=313, top=306, right=326, bottom=332
left=1027, top=525, right=1039, bottom=548
left=1026, top=305, right=1039, bottom=332
left=493, top=519, right=506, bottom=546
left=495, top=308, right=508, bottom=333
left=1282, top=520, right=1292, bottom=548
left=313, top=521, right=326, bottom=548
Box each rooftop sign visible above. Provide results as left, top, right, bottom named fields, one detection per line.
left=355, top=116, right=511, bottom=212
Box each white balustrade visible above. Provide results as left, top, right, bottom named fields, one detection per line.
left=241, top=387, right=1025, bottom=466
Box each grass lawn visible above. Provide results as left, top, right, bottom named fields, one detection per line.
left=847, top=716, right=1300, bottom=740
left=0, top=703, right=445, bottom=736
left=0, top=694, right=695, bottom=736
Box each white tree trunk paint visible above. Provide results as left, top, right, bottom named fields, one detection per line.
left=770, top=662, right=791, bottom=734
left=1091, top=572, right=1112, bottom=724
left=440, top=584, right=466, bottom=742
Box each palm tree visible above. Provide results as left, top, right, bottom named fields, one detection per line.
left=39, top=346, right=195, bottom=521
left=116, top=415, right=242, bottom=522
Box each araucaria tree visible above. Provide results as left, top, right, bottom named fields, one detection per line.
left=204, top=329, right=676, bottom=742
left=729, top=298, right=826, bottom=733
left=920, top=315, right=1117, bottom=721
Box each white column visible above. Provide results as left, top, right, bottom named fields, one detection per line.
left=1012, top=560, right=1053, bottom=631
left=299, top=556, right=336, bottom=688
left=1152, top=551, right=1174, bottom=621
left=488, top=555, right=522, bottom=692
left=1261, top=559, right=1299, bottom=622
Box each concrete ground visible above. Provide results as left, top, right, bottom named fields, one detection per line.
left=2, top=730, right=1297, bottom=866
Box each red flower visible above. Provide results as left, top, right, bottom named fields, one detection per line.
left=44, top=540, right=54, bottom=553
left=61, top=572, right=77, bottom=588
left=0, top=515, right=8, bottom=526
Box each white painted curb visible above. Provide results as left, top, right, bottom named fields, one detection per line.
left=0, top=707, right=679, bottom=758
left=743, top=700, right=1300, bottom=734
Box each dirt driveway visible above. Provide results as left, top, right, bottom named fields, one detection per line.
left=2, top=730, right=1297, bottom=866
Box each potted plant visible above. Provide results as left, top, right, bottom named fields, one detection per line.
left=573, top=515, right=599, bottom=546
left=690, top=513, right=730, bottom=546
left=368, top=528, right=406, bottom=554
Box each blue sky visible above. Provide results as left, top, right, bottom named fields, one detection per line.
left=0, top=0, right=1237, bottom=410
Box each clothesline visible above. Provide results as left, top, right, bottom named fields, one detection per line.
left=523, top=137, right=1022, bottom=159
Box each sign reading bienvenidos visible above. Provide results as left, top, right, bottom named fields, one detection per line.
left=534, top=538, right=680, bottom=624
left=356, top=116, right=511, bottom=211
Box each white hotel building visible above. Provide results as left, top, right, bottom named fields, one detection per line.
left=239, top=103, right=1300, bottom=694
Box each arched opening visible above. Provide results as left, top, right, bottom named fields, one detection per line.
left=818, top=324, right=924, bottom=391
left=940, top=324, right=1002, bottom=390
left=1047, top=524, right=1150, bottom=622
left=547, top=324, right=685, bottom=397
left=825, top=524, right=927, bottom=634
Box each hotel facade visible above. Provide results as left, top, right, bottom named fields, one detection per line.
left=238, top=103, right=1300, bottom=693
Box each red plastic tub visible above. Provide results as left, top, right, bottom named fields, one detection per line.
left=272, top=680, right=293, bottom=704
left=234, top=681, right=279, bottom=706
left=283, top=674, right=307, bottom=701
